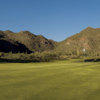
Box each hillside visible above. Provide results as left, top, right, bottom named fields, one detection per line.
left=1, top=27, right=100, bottom=57
left=0, top=30, right=57, bottom=53
left=56, top=27, right=100, bottom=56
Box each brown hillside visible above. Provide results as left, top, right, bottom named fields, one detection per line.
left=0, top=31, right=57, bottom=53
left=56, top=27, right=100, bottom=56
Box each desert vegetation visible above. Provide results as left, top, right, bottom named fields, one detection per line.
left=1, top=27, right=100, bottom=62
left=0, top=51, right=65, bottom=63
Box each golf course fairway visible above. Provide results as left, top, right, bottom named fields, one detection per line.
left=0, top=60, right=100, bottom=100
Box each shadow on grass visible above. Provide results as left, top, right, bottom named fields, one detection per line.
left=84, top=58, right=100, bottom=62
left=0, top=58, right=42, bottom=63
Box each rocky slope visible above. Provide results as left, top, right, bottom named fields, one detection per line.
left=56, top=27, right=100, bottom=56
left=0, top=30, right=57, bottom=53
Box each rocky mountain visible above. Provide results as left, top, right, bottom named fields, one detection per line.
left=0, top=30, right=57, bottom=53
left=56, top=27, right=100, bottom=56
left=1, top=27, right=100, bottom=56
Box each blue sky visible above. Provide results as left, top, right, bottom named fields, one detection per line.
left=0, top=0, right=100, bottom=41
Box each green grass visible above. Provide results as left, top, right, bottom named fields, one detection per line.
left=0, top=60, right=100, bottom=100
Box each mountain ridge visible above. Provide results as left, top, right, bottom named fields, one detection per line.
left=1, top=27, right=100, bottom=57
left=56, top=27, right=100, bottom=56
left=0, top=30, right=57, bottom=53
